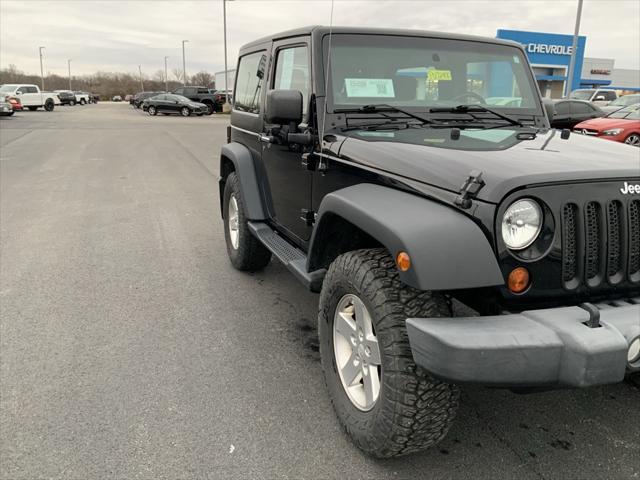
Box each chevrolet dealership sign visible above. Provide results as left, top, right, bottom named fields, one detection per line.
left=526, top=43, right=574, bottom=55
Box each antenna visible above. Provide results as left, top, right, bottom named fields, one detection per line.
left=319, top=0, right=335, bottom=152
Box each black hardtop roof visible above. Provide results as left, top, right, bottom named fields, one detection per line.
left=239, top=25, right=523, bottom=52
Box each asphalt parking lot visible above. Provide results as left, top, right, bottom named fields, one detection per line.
left=1, top=103, right=638, bottom=479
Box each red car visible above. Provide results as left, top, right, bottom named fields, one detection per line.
left=573, top=103, right=640, bottom=146
left=6, top=96, right=23, bottom=111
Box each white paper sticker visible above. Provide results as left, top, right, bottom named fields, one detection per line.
left=344, top=78, right=395, bottom=98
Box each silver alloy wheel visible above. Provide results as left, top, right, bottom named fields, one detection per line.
left=333, top=294, right=382, bottom=411
left=625, top=134, right=640, bottom=146
left=228, top=194, right=240, bottom=249
left=148, top=106, right=156, bottom=115
left=181, top=107, right=190, bottom=117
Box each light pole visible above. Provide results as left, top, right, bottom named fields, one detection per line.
left=68, top=59, right=72, bottom=90
left=38, top=46, right=45, bottom=91
left=223, top=0, right=233, bottom=110
left=138, top=65, right=144, bottom=92
left=164, top=56, right=169, bottom=92
left=182, top=40, right=189, bottom=86
left=565, top=0, right=584, bottom=97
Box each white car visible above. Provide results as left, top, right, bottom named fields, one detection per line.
left=600, top=93, right=640, bottom=114
left=569, top=88, right=618, bottom=105
left=0, top=84, right=61, bottom=111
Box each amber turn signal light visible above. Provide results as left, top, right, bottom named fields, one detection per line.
left=396, top=252, right=411, bottom=272
left=508, top=267, right=530, bottom=293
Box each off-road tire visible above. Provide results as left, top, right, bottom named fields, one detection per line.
left=223, top=172, right=271, bottom=271
left=44, top=100, right=54, bottom=112
left=319, top=248, right=460, bottom=458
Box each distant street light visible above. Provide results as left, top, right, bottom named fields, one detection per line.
left=223, top=0, right=234, bottom=110
left=39, top=46, right=45, bottom=91
left=565, top=0, right=584, bottom=97
left=68, top=59, right=72, bottom=91
left=182, top=40, right=189, bottom=86
left=138, top=65, right=144, bottom=92
left=164, top=56, right=169, bottom=92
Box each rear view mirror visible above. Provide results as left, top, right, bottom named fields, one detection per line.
left=266, top=90, right=302, bottom=125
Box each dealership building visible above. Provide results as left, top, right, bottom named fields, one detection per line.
left=496, top=29, right=640, bottom=98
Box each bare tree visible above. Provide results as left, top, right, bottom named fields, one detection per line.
left=190, top=70, right=214, bottom=87
left=153, top=70, right=165, bottom=82
left=171, top=68, right=183, bottom=82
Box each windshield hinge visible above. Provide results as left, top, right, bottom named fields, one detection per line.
left=455, top=170, right=485, bottom=209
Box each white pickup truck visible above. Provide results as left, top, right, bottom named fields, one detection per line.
left=0, top=84, right=61, bottom=111
left=73, top=91, right=91, bottom=105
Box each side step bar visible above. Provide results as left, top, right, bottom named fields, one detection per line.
left=248, top=222, right=325, bottom=292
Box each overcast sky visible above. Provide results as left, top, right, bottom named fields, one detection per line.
left=1, top=0, right=639, bottom=79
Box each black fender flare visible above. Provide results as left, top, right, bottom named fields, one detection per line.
left=219, top=142, right=267, bottom=220
left=308, top=184, right=504, bottom=291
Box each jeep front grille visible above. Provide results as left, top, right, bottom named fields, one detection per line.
left=561, top=199, right=640, bottom=288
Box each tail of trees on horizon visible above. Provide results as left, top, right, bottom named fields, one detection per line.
left=0, top=64, right=216, bottom=99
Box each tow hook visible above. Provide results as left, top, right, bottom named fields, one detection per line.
left=580, top=302, right=601, bottom=328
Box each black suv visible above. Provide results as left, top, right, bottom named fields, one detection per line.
left=219, top=26, right=640, bottom=458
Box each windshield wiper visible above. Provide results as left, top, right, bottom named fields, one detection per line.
left=429, top=104, right=524, bottom=127
left=335, top=104, right=433, bottom=124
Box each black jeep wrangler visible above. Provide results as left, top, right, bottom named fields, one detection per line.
left=219, top=26, right=640, bottom=458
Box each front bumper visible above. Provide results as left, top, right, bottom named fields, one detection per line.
left=407, top=298, right=639, bottom=388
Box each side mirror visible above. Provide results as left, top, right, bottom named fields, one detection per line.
left=542, top=98, right=555, bottom=123
left=15, top=91, right=22, bottom=95
left=594, top=95, right=605, bottom=101
left=266, top=90, right=302, bottom=125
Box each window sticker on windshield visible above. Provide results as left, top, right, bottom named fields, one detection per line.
left=278, top=49, right=295, bottom=89
left=513, top=55, right=520, bottom=64
left=427, top=69, right=452, bottom=81
left=355, top=131, right=396, bottom=138
left=345, top=79, right=395, bottom=98
left=460, top=130, right=515, bottom=142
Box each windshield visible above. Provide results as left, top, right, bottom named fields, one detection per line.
left=324, top=35, right=540, bottom=113
left=0, top=85, right=17, bottom=93
left=569, top=90, right=595, bottom=100
left=607, top=104, right=640, bottom=119
left=610, top=94, right=639, bottom=106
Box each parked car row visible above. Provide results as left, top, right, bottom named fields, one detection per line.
left=129, top=86, right=233, bottom=116
left=0, top=84, right=61, bottom=111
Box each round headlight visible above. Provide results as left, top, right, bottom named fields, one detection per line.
left=502, top=199, right=542, bottom=250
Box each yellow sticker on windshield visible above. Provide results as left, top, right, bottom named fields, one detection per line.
left=427, top=69, right=452, bottom=81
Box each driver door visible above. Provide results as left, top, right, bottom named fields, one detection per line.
left=261, top=39, right=313, bottom=243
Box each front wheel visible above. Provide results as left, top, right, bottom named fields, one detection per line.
left=44, top=100, right=54, bottom=111
left=223, top=173, right=271, bottom=271
left=180, top=107, right=191, bottom=117
left=319, top=249, right=460, bottom=458
left=204, top=103, right=214, bottom=115
left=69, top=100, right=76, bottom=106
left=624, top=133, right=640, bottom=146
left=80, top=98, right=86, bottom=105
left=147, top=106, right=157, bottom=116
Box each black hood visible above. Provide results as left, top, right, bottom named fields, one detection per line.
left=336, top=128, right=640, bottom=203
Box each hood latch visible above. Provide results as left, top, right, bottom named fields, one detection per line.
left=455, top=170, right=485, bottom=209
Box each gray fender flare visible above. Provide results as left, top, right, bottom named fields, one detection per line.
left=219, top=142, right=267, bottom=220
left=309, top=183, right=504, bottom=291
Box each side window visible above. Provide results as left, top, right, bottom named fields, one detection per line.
left=554, top=102, right=570, bottom=115
left=174, top=88, right=183, bottom=95
left=17, top=86, right=27, bottom=94
left=184, top=87, right=196, bottom=96
left=197, top=88, right=209, bottom=94
left=273, top=45, right=310, bottom=115
left=572, top=102, right=592, bottom=114
left=604, top=91, right=616, bottom=101
left=27, top=86, right=38, bottom=93
left=234, top=51, right=267, bottom=114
